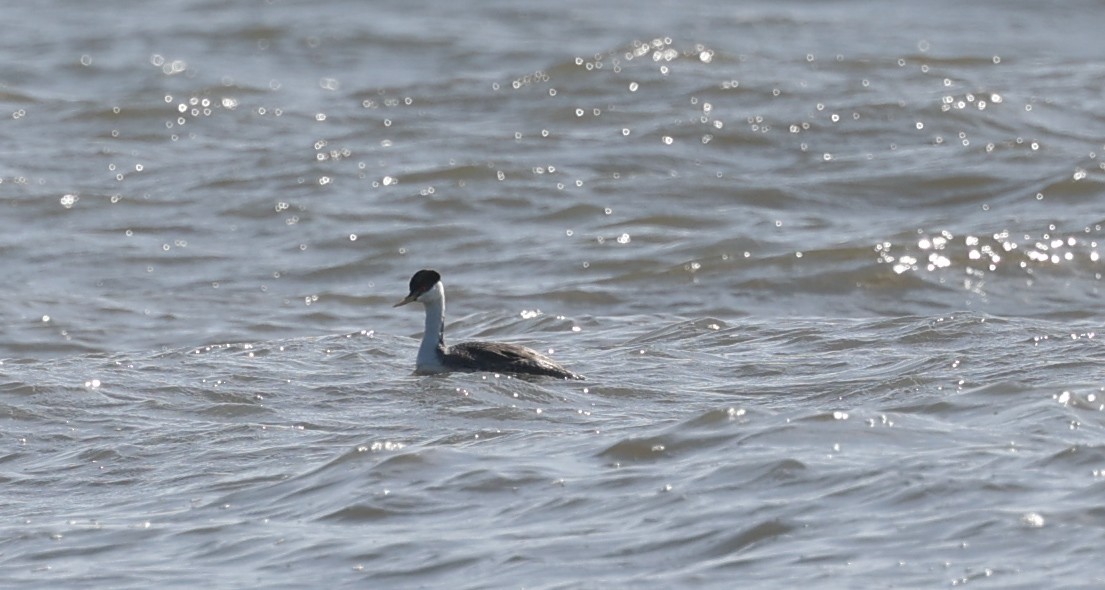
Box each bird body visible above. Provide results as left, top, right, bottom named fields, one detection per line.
left=395, top=270, right=583, bottom=380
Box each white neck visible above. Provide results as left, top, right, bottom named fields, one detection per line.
left=417, top=282, right=447, bottom=369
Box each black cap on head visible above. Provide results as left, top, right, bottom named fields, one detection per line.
left=409, top=269, right=441, bottom=295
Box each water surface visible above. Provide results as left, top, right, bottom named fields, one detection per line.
left=3, top=1, right=1105, bottom=587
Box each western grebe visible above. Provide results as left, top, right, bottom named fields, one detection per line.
left=394, top=269, right=584, bottom=379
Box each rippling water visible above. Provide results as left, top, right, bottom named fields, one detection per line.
left=4, top=1, right=1105, bottom=587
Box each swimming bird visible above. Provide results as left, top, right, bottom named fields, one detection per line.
left=394, top=269, right=584, bottom=379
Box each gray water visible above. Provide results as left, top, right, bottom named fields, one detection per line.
left=4, top=1, right=1105, bottom=587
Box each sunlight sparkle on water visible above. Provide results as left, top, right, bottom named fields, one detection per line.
left=881, top=226, right=1103, bottom=284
